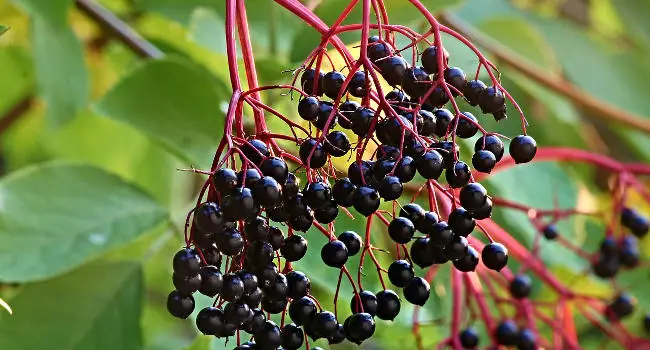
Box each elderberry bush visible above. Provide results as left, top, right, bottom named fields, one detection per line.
left=163, top=1, right=650, bottom=349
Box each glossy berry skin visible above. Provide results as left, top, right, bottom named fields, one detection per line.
left=619, top=236, right=640, bottom=267
left=348, top=71, right=367, bottom=97
left=410, top=237, right=436, bottom=268
left=388, top=217, right=416, bottom=244
left=301, top=68, right=323, bottom=96
left=261, top=156, right=289, bottom=184
left=344, top=312, right=376, bottom=344
left=402, top=66, right=431, bottom=99
left=459, top=183, right=488, bottom=211
left=444, top=67, right=467, bottom=95
left=350, top=107, right=375, bottom=137
left=456, top=112, right=479, bottom=138
left=280, top=323, right=304, bottom=350
left=243, top=216, right=269, bottom=242
left=621, top=207, right=649, bottom=238
left=222, top=187, right=259, bottom=221
left=298, top=96, right=320, bottom=121
left=542, top=224, right=558, bottom=240
left=287, top=208, right=314, bottom=232
left=607, top=294, right=635, bottom=320
left=348, top=160, right=374, bottom=186
left=216, top=227, right=245, bottom=256
left=236, top=168, right=262, bottom=188
left=372, top=158, right=396, bottom=181
left=395, top=156, right=417, bottom=183
left=246, top=241, right=274, bottom=269
left=322, top=71, right=346, bottom=99
left=173, top=248, right=202, bottom=276
left=377, top=144, right=401, bottom=160
left=332, top=178, right=357, bottom=207
left=459, top=327, right=480, bottom=348
left=445, top=235, right=469, bottom=260
left=429, top=221, right=454, bottom=247
left=288, top=297, right=317, bottom=327
left=194, top=202, right=224, bottom=233
left=421, top=45, right=448, bottom=74
left=446, top=161, right=471, bottom=188
left=241, top=139, right=270, bottom=166
left=325, top=131, right=351, bottom=157
left=433, top=109, right=453, bottom=137
left=510, top=274, right=532, bottom=299
left=350, top=291, right=378, bottom=316
left=495, top=320, right=519, bottom=346
left=472, top=150, right=497, bottom=173
left=386, top=89, right=410, bottom=107
left=517, top=328, right=537, bottom=350
left=453, top=246, right=479, bottom=272
left=286, top=270, right=311, bottom=299
left=281, top=234, right=308, bottom=262
left=338, top=231, right=362, bottom=256
left=221, top=273, right=245, bottom=302
left=417, top=211, right=439, bottom=234
left=303, top=181, right=332, bottom=210
left=314, top=101, right=338, bottom=130
left=400, top=203, right=426, bottom=229
left=388, top=260, right=415, bottom=288
left=352, top=185, right=381, bottom=216
left=237, top=270, right=259, bottom=295
left=199, top=265, right=223, bottom=297
left=256, top=321, right=282, bottom=348
left=475, top=135, right=505, bottom=162
left=592, top=255, right=620, bottom=279
left=251, top=176, right=282, bottom=207
left=509, top=135, right=537, bottom=164
left=224, top=302, right=252, bottom=326
left=482, top=242, right=508, bottom=271
left=470, top=197, right=493, bottom=220
left=314, top=201, right=338, bottom=224
left=321, top=240, right=349, bottom=268
left=431, top=141, right=459, bottom=168
left=463, top=79, right=487, bottom=106
left=376, top=116, right=413, bottom=146
left=299, top=138, right=327, bottom=169
left=195, top=307, right=224, bottom=335
left=416, top=149, right=444, bottom=179
left=212, top=167, right=238, bottom=193
left=261, top=296, right=288, bottom=314
left=479, top=86, right=506, bottom=114
left=381, top=56, right=409, bottom=86
left=172, top=272, right=201, bottom=295
left=375, top=290, right=401, bottom=321
left=167, top=290, right=195, bottom=319
left=404, top=277, right=430, bottom=306
left=448, top=207, right=476, bottom=236
left=428, top=87, right=450, bottom=108
left=379, top=175, right=403, bottom=201
left=328, top=324, right=346, bottom=345
left=367, top=36, right=392, bottom=63
left=311, top=311, right=339, bottom=339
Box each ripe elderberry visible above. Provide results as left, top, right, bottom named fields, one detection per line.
left=509, top=274, right=532, bottom=299
left=352, top=185, right=380, bottom=216
left=321, top=240, right=349, bottom=268
left=403, top=276, right=430, bottom=306
left=167, top=290, right=195, bottom=319
left=388, top=217, right=415, bottom=244
left=344, top=312, right=376, bottom=344
left=381, top=56, right=409, bottom=86
left=495, top=319, right=519, bottom=346
left=350, top=290, right=378, bottom=316
left=281, top=234, right=308, bottom=262
left=338, top=230, right=362, bottom=256
left=348, top=71, right=367, bottom=97
left=482, top=242, right=509, bottom=271
left=298, top=96, right=320, bottom=121
left=375, top=290, right=401, bottom=321
left=322, top=71, right=346, bottom=99
left=388, top=260, right=415, bottom=288
left=509, top=135, right=537, bottom=164
left=459, top=327, right=480, bottom=348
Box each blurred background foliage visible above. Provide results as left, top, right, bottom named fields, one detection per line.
left=0, top=0, right=649, bottom=349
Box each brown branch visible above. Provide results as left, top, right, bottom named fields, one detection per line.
left=0, top=97, right=33, bottom=134
left=74, top=0, right=163, bottom=59
left=440, top=11, right=650, bottom=134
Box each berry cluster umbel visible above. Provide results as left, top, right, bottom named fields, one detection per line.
left=164, top=0, right=650, bottom=348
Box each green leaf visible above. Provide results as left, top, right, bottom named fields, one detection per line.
left=0, top=162, right=167, bottom=282
left=10, top=0, right=70, bottom=26
left=95, top=58, right=227, bottom=168
left=612, top=1, right=650, bottom=48
left=185, top=336, right=212, bottom=350
left=0, top=46, right=34, bottom=114
left=32, top=17, right=89, bottom=127
left=137, top=0, right=218, bottom=25
left=0, top=25, right=8, bottom=36
left=0, top=262, right=143, bottom=350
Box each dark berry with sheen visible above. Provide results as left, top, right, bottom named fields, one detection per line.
left=482, top=242, right=508, bottom=271
left=388, top=259, right=415, bottom=288
left=509, top=135, right=537, bottom=164
left=338, top=230, right=362, bottom=256
left=321, top=240, right=349, bottom=268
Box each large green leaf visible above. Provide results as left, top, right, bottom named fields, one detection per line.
left=0, top=162, right=166, bottom=282
left=0, top=46, right=33, bottom=114
left=185, top=336, right=212, bottom=350
left=95, top=58, right=227, bottom=168
left=10, top=0, right=69, bottom=26
left=32, top=17, right=88, bottom=127
left=0, top=262, right=143, bottom=350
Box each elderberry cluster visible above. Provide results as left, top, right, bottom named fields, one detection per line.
left=168, top=32, right=539, bottom=349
